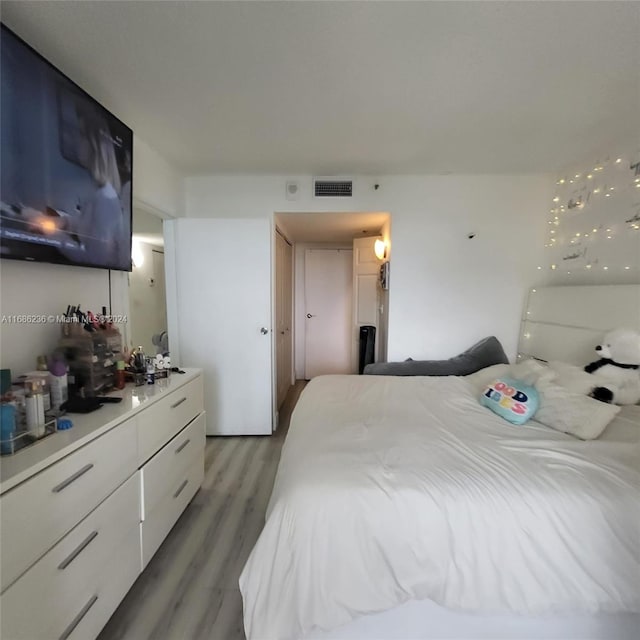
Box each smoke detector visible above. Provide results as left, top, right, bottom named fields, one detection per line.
left=285, top=181, right=299, bottom=201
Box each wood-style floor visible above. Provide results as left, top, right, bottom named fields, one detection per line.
left=98, top=381, right=307, bottom=640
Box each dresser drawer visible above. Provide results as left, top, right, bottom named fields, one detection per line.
left=141, top=412, right=206, bottom=520
left=137, top=377, right=203, bottom=465
left=141, top=444, right=204, bottom=568
left=0, top=473, right=140, bottom=640
left=0, top=419, right=137, bottom=592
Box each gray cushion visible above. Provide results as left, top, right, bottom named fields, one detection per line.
left=363, top=336, right=509, bottom=376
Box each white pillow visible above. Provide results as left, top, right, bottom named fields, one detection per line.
left=464, top=359, right=552, bottom=394
left=509, top=359, right=556, bottom=386
left=464, top=363, right=510, bottom=394
left=546, top=360, right=597, bottom=395
left=534, top=380, right=621, bottom=440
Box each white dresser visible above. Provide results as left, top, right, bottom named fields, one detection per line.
left=0, top=369, right=205, bottom=640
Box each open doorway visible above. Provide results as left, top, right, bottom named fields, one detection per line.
left=274, top=211, right=391, bottom=394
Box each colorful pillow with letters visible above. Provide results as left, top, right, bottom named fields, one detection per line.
left=480, top=377, right=539, bottom=425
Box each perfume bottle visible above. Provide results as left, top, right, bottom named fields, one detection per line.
left=115, top=360, right=126, bottom=390
left=131, top=346, right=146, bottom=387
left=145, top=358, right=155, bottom=385
left=25, top=379, right=45, bottom=438
left=132, top=346, right=146, bottom=371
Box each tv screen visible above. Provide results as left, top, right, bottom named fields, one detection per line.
left=1, top=24, right=133, bottom=272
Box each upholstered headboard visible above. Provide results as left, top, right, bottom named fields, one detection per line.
left=517, top=284, right=640, bottom=367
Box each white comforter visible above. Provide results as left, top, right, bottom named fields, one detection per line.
left=239, top=375, right=640, bottom=640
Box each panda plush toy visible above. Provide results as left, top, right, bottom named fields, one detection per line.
left=585, top=328, right=640, bottom=405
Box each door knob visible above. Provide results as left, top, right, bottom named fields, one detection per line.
left=260, top=327, right=269, bottom=335
left=306, top=313, right=315, bottom=319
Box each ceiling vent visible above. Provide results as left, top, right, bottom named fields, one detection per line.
left=313, top=178, right=353, bottom=198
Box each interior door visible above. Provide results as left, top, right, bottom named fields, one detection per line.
left=304, top=249, right=353, bottom=379
left=167, top=218, right=272, bottom=435
left=275, top=231, right=293, bottom=409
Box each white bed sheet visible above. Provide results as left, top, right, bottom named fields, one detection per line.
left=239, top=375, right=640, bottom=640
left=306, top=596, right=640, bottom=640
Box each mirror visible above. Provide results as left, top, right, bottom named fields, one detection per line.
left=128, top=207, right=168, bottom=357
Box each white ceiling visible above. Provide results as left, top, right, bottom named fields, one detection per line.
left=276, top=212, right=388, bottom=243
left=3, top=1, right=639, bottom=176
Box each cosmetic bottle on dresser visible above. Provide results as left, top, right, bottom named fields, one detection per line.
left=145, top=357, right=155, bottom=385
left=131, top=346, right=146, bottom=386
left=25, top=379, right=45, bottom=438
left=115, top=359, right=126, bottom=390
left=48, top=356, right=68, bottom=411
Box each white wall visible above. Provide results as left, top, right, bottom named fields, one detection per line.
left=186, top=174, right=553, bottom=361
left=133, top=136, right=185, bottom=218
left=387, top=177, right=551, bottom=360
left=0, top=260, right=128, bottom=375
left=1, top=140, right=183, bottom=375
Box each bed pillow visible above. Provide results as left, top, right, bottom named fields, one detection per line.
left=466, top=359, right=556, bottom=394
left=480, top=377, right=539, bottom=425
left=545, top=360, right=598, bottom=395
left=464, top=363, right=511, bottom=394
left=508, top=358, right=556, bottom=386
left=363, top=336, right=509, bottom=376
left=534, top=380, right=621, bottom=440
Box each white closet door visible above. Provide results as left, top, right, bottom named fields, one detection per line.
left=275, top=231, right=293, bottom=409
left=167, top=218, right=272, bottom=435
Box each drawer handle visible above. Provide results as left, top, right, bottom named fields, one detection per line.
left=58, top=531, right=99, bottom=570
left=59, top=594, right=98, bottom=640
left=52, top=463, right=94, bottom=493
left=173, top=479, right=189, bottom=499
left=171, top=397, right=187, bottom=409
left=175, top=438, right=191, bottom=454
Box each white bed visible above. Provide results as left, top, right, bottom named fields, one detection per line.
left=240, top=285, right=640, bottom=640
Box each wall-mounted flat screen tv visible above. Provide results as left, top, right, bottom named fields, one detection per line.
left=1, top=24, right=133, bottom=271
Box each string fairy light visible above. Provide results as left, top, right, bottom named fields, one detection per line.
left=547, top=149, right=636, bottom=282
